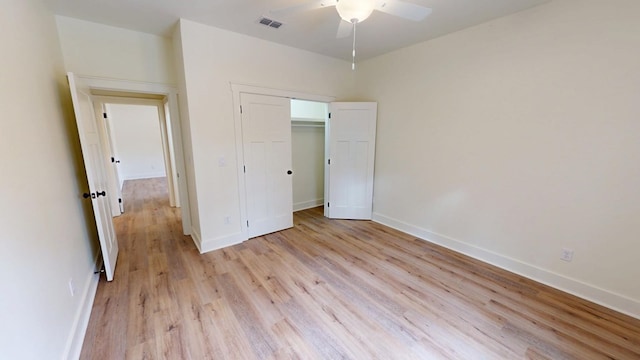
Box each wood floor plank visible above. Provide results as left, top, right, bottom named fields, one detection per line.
left=80, top=178, right=640, bottom=359
left=154, top=325, right=191, bottom=360
left=125, top=339, right=157, bottom=360
left=270, top=318, right=320, bottom=360
left=126, top=268, right=155, bottom=347
left=79, top=290, right=129, bottom=359
left=204, top=297, right=258, bottom=359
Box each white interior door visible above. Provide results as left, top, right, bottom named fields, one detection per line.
left=327, top=102, right=377, bottom=220
left=67, top=73, right=119, bottom=281
left=97, top=103, right=124, bottom=215
left=241, top=93, right=293, bottom=238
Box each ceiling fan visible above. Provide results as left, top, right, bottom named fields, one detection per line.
left=270, top=0, right=433, bottom=69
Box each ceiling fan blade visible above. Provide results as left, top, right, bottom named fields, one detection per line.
left=336, top=20, right=353, bottom=38
left=376, top=0, right=432, bottom=22
left=270, top=0, right=337, bottom=18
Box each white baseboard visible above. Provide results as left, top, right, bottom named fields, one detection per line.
left=293, top=198, right=324, bottom=212
left=190, top=227, right=203, bottom=253
left=123, top=173, right=166, bottom=181
left=199, top=232, right=245, bottom=254
left=191, top=228, right=245, bottom=254
left=62, top=261, right=101, bottom=359
left=372, top=212, right=640, bottom=320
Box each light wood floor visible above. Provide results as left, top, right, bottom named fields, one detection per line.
left=80, top=177, right=640, bottom=359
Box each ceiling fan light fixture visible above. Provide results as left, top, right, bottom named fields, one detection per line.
left=335, top=0, right=375, bottom=23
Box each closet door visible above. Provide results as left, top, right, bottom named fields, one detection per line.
left=327, top=102, right=377, bottom=220
left=241, top=93, right=293, bottom=238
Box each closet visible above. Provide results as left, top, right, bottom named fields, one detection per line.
left=290, top=99, right=328, bottom=211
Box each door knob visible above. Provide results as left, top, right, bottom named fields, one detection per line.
left=96, top=191, right=106, bottom=197
left=287, top=170, right=293, bottom=175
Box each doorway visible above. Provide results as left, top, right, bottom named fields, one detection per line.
left=79, top=76, right=191, bottom=237
left=232, top=84, right=334, bottom=240
left=68, top=74, right=192, bottom=281
left=94, top=97, right=181, bottom=220
left=290, top=99, right=328, bottom=212
left=291, top=99, right=378, bottom=220
left=232, top=84, right=377, bottom=241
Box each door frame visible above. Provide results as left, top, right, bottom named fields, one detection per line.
left=79, top=75, right=191, bottom=236
left=231, top=83, right=334, bottom=240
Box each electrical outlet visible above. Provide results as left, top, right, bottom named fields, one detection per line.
left=560, top=248, right=574, bottom=262
left=68, top=278, right=76, bottom=297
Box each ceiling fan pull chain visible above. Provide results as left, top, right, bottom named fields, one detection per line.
left=352, top=20, right=357, bottom=70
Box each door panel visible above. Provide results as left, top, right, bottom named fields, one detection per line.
left=67, top=73, right=119, bottom=281
left=241, top=93, right=293, bottom=238
left=328, top=102, right=377, bottom=220
left=96, top=103, right=124, bottom=216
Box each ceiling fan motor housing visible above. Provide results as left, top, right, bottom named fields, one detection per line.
left=335, top=0, right=375, bottom=23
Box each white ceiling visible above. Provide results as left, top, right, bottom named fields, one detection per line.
left=42, top=0, right=549, bottom=61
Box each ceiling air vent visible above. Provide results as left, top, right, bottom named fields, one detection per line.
left=258, top=17, right=283, bottom=29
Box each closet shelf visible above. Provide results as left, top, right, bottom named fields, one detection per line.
left=291, top=118, right=325, bottom=128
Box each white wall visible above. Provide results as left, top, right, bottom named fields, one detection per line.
left=174, top=19, right=354, bottom=251
left=55, top=16, right=176, bottom=84
left=291, top=99, right=328, bottom=121
left=107, top=104, right=166, bottom=181
left=0, top=1, right=99, bottom=358
left=356, top=0, right=640, bottom=318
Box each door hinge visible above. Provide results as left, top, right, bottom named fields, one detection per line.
left=328, top=159, right=331, bottom=165
left=243, top=165, right=246, bottom=173
left=327, top=202, right=330, bottom=208
left=118, top=198, right=122, bottom=203
left=328, top=112, right=331, bottom=119
left=103, top=113, right=107, bottom=119
left=240, top=105, right=243, bottom=114
left=111, top=157, right=115, bottom=163
left=246, top=220, right=249, bottom=227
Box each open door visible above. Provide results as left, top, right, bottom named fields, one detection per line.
left=327, top=102, right=377, bottom=220
left=96, top=103, right=124, bottom=216
left=67, top=73, right=119, bottom=281
left=241, top=93, right=293, bottom=238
